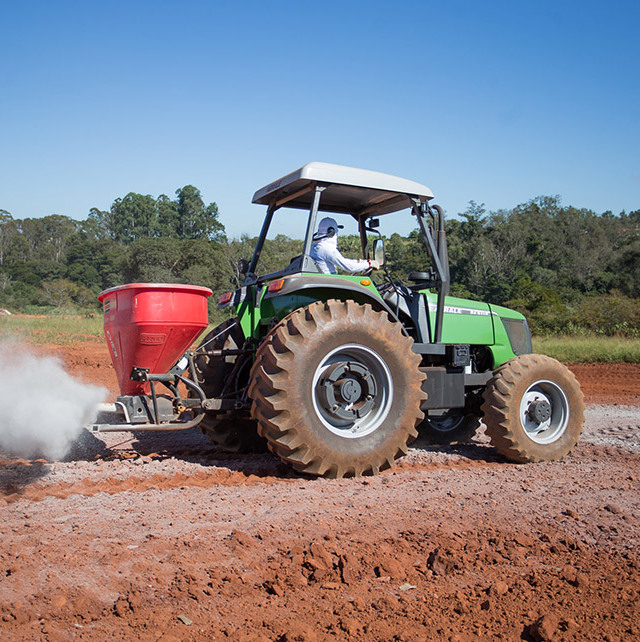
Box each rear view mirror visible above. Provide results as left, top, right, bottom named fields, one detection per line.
left=238, top=258, right=250, bottom=275
left=373, top=239, right=386, bottom=267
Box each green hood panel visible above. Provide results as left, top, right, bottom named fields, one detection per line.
left=424, top=294, right=494, bottom=345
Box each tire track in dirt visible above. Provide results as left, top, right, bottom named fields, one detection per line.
left=2, top=424, right=637, bottom=504
left=1, top=455, right=510, bottom=504
left=1, top=468, right=295, bottom=504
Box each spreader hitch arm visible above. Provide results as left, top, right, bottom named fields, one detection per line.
left=89, top=413, right=206, bottom=433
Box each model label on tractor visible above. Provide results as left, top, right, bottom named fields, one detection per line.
left=427, top=303, right=492, bottom=317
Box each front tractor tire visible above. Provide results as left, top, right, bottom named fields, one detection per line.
left=248, top=300, right=426, bottom=478
left=481, top=354, right=584, bottom=463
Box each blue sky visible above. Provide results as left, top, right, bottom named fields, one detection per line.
left=1, top=0, right=638, bottom=239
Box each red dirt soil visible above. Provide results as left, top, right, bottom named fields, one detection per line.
left=565, top=363, right=640, bottom=406
left=0, top=343, right=638, bottom=641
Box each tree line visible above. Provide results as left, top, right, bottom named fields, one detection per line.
left=0, top=188, right=638, bottom=336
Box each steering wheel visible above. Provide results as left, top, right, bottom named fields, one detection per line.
left=377, top=280, right=393, bottom=293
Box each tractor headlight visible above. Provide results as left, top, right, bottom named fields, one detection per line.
left=501, top=317, right=532, bottom=356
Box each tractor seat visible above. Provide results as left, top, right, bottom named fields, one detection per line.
left=407, top=270, right=437, bottom=290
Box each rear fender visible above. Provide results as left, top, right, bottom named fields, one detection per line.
left=263, top=274, right=397, bottom=323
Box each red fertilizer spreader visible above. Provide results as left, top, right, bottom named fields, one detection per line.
left=89, top=283, right=218, bottom=433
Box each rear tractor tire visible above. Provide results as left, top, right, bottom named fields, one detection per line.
left=418, top=411, right=481, bottom=446
left=248, top=300, right=426, bottom=477
left=193, top=319, right=267, bottom=454
left=481, top=354, right=584, bottom=463
left=200, top=417, right=268, bottom=454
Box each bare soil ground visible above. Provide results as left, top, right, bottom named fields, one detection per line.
left=0, top=344, right=639, bottom=641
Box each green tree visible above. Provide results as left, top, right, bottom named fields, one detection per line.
left=175, top=185, right=225, bottom=241
left=0, top=210, right=15, bottom=266
left=156, top=194, right=179, bottom=237
left=613, top=240, right=640, bottom=297
left=41, top=215, right=78, bottom=263
left=124, top=237, right=183, bottom=283
left=177, top=238, right=232, bottom=294
left=85, top=208, right=111, bottom=240
left=109, top=193, right=158, bottom=243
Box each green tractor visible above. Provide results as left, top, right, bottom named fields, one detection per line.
left=193, top=162, right=584, bottom=477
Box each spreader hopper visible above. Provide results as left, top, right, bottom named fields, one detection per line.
left=98, top=283, right=212, bottom=395
left=90, top=283, right=213, bottom=432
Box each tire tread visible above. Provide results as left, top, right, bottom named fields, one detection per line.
left=249, top=300, right=426, bottom=477
left=481, top=354, right=584, bottom=463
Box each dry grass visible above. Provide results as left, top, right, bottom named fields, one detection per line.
left=533, top=335, right=640, bottom=363
left=0, top=314, right=104, bottom=344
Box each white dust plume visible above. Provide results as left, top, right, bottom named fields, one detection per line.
left=0, top=342, right=107, bottom=459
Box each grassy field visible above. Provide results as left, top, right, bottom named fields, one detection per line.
left=1, top=314, right=639, bottom=363
left=532, top=335, right=640, bottom=363
left=0, top=314, right=104, bottom=344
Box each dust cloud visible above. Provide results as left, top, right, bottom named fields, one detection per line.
left=0, top=342, right=107, bottom=459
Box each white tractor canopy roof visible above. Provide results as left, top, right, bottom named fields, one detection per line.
left=252, top=162, right=434, bottom=217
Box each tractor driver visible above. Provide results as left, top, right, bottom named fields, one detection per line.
left=310, top=217, right=380, bottom=275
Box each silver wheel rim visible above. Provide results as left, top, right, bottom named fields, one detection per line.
left=519, top=379, right=569, bottom=444
left=311, top=344, right=394, bottom=439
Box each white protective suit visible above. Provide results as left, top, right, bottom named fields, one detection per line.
left=309, top=217, right=372, bottom=275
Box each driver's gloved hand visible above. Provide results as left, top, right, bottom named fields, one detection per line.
left=369, top=260, right=381, bottom=270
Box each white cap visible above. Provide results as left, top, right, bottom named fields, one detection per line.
left=314, top=217, right=344, bottom=240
